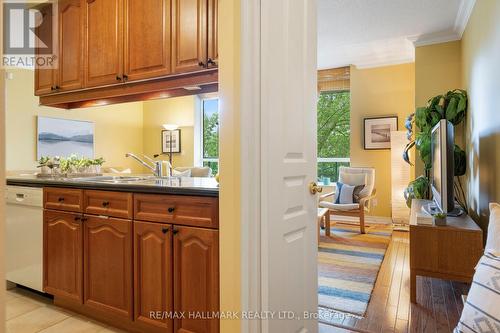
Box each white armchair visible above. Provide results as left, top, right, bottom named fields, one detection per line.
left=173, top=166, right=213, bottom=177
left=319, top=167, right=376, bottom=234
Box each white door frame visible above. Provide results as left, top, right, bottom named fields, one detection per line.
left=239, top=0, right=318, bottom=332
left=240, top=0, right=262, bottom=331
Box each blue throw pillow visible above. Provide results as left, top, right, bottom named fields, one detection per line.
left=335, top=182, right=365, bottom=204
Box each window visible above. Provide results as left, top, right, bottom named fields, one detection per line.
left=202, top=98, right=219, bottom=174
left=317, top=91, right=350, bottom=182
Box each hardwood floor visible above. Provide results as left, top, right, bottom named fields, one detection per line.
left=320, top=230, right=470, bottom=333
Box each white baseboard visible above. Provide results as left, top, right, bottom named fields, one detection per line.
left=330, top=214, right=393, bottom=225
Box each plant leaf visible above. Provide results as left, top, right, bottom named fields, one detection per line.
left=454, top=145, right=466, bottom=176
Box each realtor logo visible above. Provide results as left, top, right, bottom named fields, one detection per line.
left=2, top=1, right=58, bottom=68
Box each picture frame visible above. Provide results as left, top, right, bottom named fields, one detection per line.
left=162, top=129, right=181, bottom=153
left=37, top=116, right=95, bottom=159
left=363, top=116, right=398, bottom=150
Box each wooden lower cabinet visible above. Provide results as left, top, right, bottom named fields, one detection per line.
left=43, top=188, right=219, bottom=333
left=84, top=215, right=133, bottom=319
left=174, top=226, right=219, bottom=333
left=134, top=221, right=173, bottom=332
left=43, top=209, right=83, bottom=302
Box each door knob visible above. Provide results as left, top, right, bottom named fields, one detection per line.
left=309, top=182, right=323, bottom=195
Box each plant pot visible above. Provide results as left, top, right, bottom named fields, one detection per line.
left=433, top=216, right=447, bottom=226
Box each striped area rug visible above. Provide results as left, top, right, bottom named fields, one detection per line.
left=318, top=223, right=392, bottom=317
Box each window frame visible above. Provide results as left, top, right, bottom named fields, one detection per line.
left=198, top=96, right=220, bottom=171
left=317, top=90, right=351, bottom=181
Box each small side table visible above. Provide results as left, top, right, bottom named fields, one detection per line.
left=409, top=199, right=483, bottom=303
left=317, top=208, right=331, bottom=243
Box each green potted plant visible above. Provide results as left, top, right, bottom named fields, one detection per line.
left=90, top=157, right=105, bottom=174
left=402, top=89, right=468, bottom=210
left=37, top=156, right=60, bottom=175
left=433, top=212, right=447, bottom=226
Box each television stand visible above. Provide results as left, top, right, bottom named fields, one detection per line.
left=410, top=199, right=483, bottom=304
left=421, top=202, right=465, bottom=217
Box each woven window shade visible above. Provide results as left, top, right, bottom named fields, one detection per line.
left=317, top=66, right=350, bottom=92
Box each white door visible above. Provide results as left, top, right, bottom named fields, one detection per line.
left=261, top=0, right=318, bottom=332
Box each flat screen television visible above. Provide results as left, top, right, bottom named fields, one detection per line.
left=430, top=119, right=455, bottom=214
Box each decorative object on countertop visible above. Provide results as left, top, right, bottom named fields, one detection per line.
left=37, top=116, right=94, bottom=159
left=402, top=90, right=468, bottom=209
left=363, top=116, right=398, bottom=150
left=37, top=155, right=105, bottom=178
left=433, top=212, right=447, bottom=226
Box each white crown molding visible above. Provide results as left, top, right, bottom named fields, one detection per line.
left=407, top=30, right=461, bottom=47
left=355, top=58, right=415, bottom=70
left=455, top=0, right=476, bottom=37
left=408, top=0, right=476, bottom=47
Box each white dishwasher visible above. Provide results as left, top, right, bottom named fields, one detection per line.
left=5, top=186, right=44, bottom=292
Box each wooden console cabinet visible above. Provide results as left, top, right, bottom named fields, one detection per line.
left=409, top=199, right=483, bottom=303
left=43, top=188, right=219, bottom=333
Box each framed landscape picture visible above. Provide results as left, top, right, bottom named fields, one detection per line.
left=363, top=116, right=398, bottom=150
left=162, top=129, right=181, bottom=153
left=37, top=116, right=94, bottom=159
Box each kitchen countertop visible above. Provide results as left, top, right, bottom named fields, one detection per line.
left=6, top=173, right=219, bottom=197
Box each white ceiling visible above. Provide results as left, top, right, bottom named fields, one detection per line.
left=317, top=0, right=476, bottom=69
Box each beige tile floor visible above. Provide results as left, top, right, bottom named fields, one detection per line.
left=5, top=287, right=126, bottom=333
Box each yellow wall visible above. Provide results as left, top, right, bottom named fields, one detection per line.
left=218, top=0, right=241, bottom=331
left=142, top=96, right=197, bottom=167
left=461, top=0, right=500, bottom=231
left=414, top=41, right=463, bottom=175
left=5, top=69, right=145, bottom=173
left=350, top=63, right=415, bottom=217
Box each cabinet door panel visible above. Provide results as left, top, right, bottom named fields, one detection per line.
left=84, top=216, right=132, bottom=319
left=35, top=4, right=56, bottom=95
left=174, top=226, right=219, bottom=333
left=43, top=210, right=83, bottom=302
left=58, top=0, right=84, bottom=91
left=134, top=221, right=173, bottom=331
left=84, top=0, right=123, bottom=87
left=172, top=0, right=207, bottom=73
left=124, top=0, right=171, bottom=81
left=207, top=0, right=217, bottom=67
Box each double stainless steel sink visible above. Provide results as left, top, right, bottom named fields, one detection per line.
left=72, top=175, right=157, bottom=184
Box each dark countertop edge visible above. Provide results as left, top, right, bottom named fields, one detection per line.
left=6, top=179, right=219, bottom=197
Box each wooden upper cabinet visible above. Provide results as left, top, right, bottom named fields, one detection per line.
left=58, top=0, right=84, bottom=91
left=35, top=4, right=56, bottom=95
left=84, top=215, right=132, bottom=319
left=172, top=0, right=207, bottom=73
left=84, top=0, right=124, bottom=87
left=207, top=0, right=218, bottom=67
left=43, top=210, right=83, bottom=303
left=134, top=221, right=173, bottom=331
left=174, top=226, right=219, bottom=333
left=124, top=0, right=171, bottom=82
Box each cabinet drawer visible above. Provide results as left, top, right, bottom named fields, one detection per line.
left=44, top=188, right=83, bottom=212
left=84, top=190, right=133, bottom=219
left=134, top=194, right=218, bottom=229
